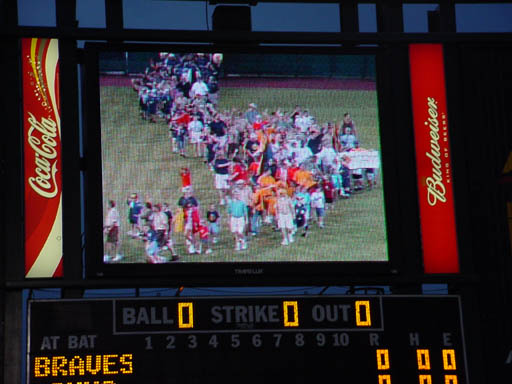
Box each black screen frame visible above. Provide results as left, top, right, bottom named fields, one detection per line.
left=82, top=41, right=422, bottom=285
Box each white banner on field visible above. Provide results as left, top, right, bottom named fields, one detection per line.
left=341, top=150, right=380, bottom=170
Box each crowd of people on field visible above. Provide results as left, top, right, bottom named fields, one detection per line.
left=103, top=52, right=378, bottom=263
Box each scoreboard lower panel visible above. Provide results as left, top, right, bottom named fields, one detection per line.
left=27, top=295, right=468, bottom=384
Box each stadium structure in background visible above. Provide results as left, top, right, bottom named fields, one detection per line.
left=2, top=1, right=512, bottom=384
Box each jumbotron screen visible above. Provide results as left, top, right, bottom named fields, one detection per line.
left=84, top=44, right=398, bottom=281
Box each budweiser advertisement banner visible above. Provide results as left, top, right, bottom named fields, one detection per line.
left=409, top=44, right=459, bottom=273
left=22, top=38, right=63, bottom=278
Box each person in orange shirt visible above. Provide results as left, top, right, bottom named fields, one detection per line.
left=264, top=191, right=277, bottom=227
left=293, top=168, right=316, bottom=190
left=257, top=169, right=276, bottom=188
left=263, top=124, right=277, bottom=138
left=257, top=170, right=276, bottom=225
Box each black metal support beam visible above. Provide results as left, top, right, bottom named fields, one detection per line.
left=2, top=26, right=512, bottom=44
left=376, top=1, right=404, bottom=33
left=3, top=291, right=22, bottom=384
left=60, top=37, right=83, bottom=290
left=212, top=5, right=252, bottom=31
left=0, top=0, right=18, bottom=28
left=56, top=0, right=78, bottom=28
left=1, top=33, right=23, bottom=384
left=439, top=1, right=456, bottom=32
left=428, top=2, right=456, bottom=33
left=105, top=0, right=124, bottom=32
left=55, top=1, right=83, bottom=289
left=340, top=1, right=359, bottom=33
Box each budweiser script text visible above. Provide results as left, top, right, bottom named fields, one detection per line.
left=27, top=112, right=60, bottom=199
left=424, top=97, right=447, bottom=206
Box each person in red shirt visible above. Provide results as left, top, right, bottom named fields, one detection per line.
left=252, top=115, right=264, bottom=131
left=197, top=219, right=212, bottom=254
left=174, top=109, right=191, bottom=127
left=172, top=109, right=192, bottom=156
left=180, top=167, right=191, bottom=188
left=287, top=160, right=301, bottom=183
left=247, top=160, right=260, bottom=184
left=178, top=187, right=200, bottom=254
left=322, top=175, right=336, bottom=209
left=229, top=156, right=248, bottom=185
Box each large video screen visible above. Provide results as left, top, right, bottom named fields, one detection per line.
left=84, top=44, right=399, bottom=281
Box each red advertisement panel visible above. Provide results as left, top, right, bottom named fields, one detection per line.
left=22, top=38, right=63, bottom=278
left=409, top=44, right=459, bottom=273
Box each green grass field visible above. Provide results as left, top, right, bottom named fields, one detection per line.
left=100, top=83, right=388, bottom=263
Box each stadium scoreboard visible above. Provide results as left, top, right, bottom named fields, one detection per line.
left=28, top=295, right=468, bottom=384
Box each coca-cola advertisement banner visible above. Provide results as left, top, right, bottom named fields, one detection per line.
left=409, top=44, right=459, bottom=273
left=22, top=38, right=63, bottom=278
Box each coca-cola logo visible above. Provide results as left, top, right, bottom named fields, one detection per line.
left=26, top=112, right=59, bottom=198
left=424, top=97, right=446, bottom=206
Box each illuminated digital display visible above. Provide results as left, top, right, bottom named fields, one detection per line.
left=82, top=43, right=414, bottom=283
left=28, top=295, right=468, bottom=383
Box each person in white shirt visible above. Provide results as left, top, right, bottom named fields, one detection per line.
left=189, top=76, right=209, bottom=99
left=310, top=187, right=326, bottom=228
left=317, top=142, right=338, bottom=172
left=276, top=189, right=295, bottom=245
left=285, top=140, right=300, bottom=161
left=146, top=203, right=169, bottom=263
left=296, top=142, right=313, bottom=165
left=187, top=114, right=204, bottom=157
left=295, top=111, right=312, bottom=133
left=104, top=200, right=122, bottom=262
left=340, top=126, right=358, bottom=151
left=152, top=204, right=169, bottom=246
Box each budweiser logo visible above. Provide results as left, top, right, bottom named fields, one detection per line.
left=27, top=112, right=59, bottom=198
left=424, top=97, right=446, bottom=206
